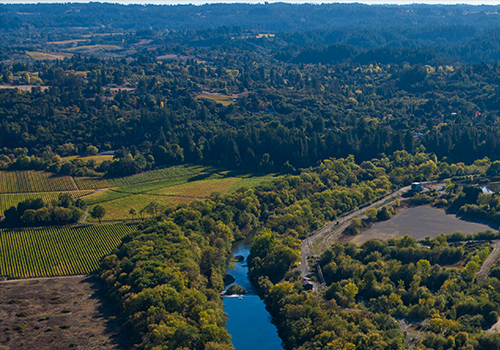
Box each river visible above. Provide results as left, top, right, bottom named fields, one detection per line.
left=223, top=241, right=284, bottom=350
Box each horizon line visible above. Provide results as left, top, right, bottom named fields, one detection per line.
left=2, top=1, right=500, bottom=5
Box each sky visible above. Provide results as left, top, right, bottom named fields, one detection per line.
left=2, top=0, right=500, bottom=4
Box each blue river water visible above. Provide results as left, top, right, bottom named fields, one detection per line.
left=223, top=241, right=284, bottom=350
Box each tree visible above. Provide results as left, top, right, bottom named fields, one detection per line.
left=129, top=208, right=137, bottom=221
left=344, top=282, right=358, bottom=302
left=141, top=201, right=162, bottom=218
left=86, top=145, right=99, bottom=156
left=366, top=208, right=378, bottom=221
left=91, top=205, right=106, bottom=223
left=464, top=261, right=479, bottom=280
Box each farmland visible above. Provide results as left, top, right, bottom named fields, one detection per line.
left=107, top=164, right=207, bottom=186
left=0, top=224, right=136, bottom=279
left=86, top=173, right=275, bottom=221
left=74, top=176, right=110, bottom=190
left=0, top=171, right=77, bottom=193
left=25, top=51, right=73, bottom=60
left=0, top=276, right=130, bottom=349
left=0, top=191, right=93, bottom=215
left=65, top=45, right=122, bottom=53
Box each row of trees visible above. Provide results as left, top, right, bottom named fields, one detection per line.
left=3, top=194, right=85, bottom=226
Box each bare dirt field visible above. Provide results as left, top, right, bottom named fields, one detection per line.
left=0, top=85, right=50, bottom=92
left=0, top=276, right=131, bottom=350
left=352, top=205, right=498, bottom=244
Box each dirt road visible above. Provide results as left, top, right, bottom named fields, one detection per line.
left=477, top=240, right=500, bottom=282
left=298, top=184, right=412, bottom=279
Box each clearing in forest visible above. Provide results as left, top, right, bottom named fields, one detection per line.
left=351, top=205, right=498, bottom=244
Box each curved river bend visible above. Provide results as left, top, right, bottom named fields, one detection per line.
left=223, top=241, right=284, bottom=350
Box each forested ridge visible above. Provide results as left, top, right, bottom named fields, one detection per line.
left=5, top=3, right=500, bottom=349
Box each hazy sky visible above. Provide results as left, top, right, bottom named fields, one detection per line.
left=2, top=0, right=500, bottom=4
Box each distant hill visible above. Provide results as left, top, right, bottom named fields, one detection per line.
left=2, top=3, right=500, bottom=32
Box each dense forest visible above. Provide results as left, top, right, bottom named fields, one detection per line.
left=5, top=3, right=500, bottom=349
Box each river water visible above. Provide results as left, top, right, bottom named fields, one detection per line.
left=223, top=241, right=284, bottom=350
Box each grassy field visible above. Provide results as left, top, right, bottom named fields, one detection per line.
left=62, top=154, right=114, bottom=165
left=65, top=45, right=122, bottom=53
left=0, top=170, right=77, bottom=193
left=26, top=51, right=73, bottom=60
left=0, top=190, right=94, bottom=215
left=108, top=164, right=207, bottom=187
left=86, top=173, right=275, bottom=221
left=87, top=178, right=239, bottom=221
left=0, top=224, right=136, bottom=279
left=195, top=94, right=236, bottom=106
left=46, top=39, right=88, bottom=45
left=74, top=176, right=111, bottom=190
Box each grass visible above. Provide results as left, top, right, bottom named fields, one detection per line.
left=46, top=39, right=88, bottom=45
left=87, top=178, right=238, bottom=221
left=26, top=52, right=73, bottom=60
left=65, top=45, right=122, bottom=53
left=74, top=177, right=110, bottom=190
left=195, top=94, right=235, bottom=106
left=86, top=174, right=274, bottom=221
left=107, top=164, right=208, bottom=187
left=62, top=155, right=114, bottom=165
left=0, top=191, right=94, bottom=215
left=155, top=178, right=239, bottom=197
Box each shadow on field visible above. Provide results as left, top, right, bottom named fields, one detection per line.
left=445, top=208, right=500, bottom=231
left=85, top=275, right=135, bottom=349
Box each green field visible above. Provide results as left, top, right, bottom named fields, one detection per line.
left=107, top=164, right=208, bottom=187
left=74, top=176, right=111, bottom=190
left=0, top=224, right=136, bottom=279
left=0, top=190, right=94, bottom=215
left=0, top=171, right=77, bottom=193
left=86, top=173, right=275, bottom=221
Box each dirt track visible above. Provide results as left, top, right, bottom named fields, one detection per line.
left=298, top=184, right=415, bottom=280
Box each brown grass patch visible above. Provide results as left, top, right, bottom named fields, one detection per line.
left=66, top=45, right=122, bottom=53
left=62, top=154, right=114, bottom=165
left=46, top=39, right=87, bottom=45
left=0, top=276, right=131, bottom=349
left=26, top=52, right=73, bottom=60
left=195, top=94, right=236, bottom=106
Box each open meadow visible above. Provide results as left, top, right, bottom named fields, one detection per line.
left=25, top=52, right=73, bottom=60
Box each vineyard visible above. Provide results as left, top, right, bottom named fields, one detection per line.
left=0, top=190, right=94, bottom=215
left=107, top=164, right=208, bottom=187
left=74, top=176, right=110, bottom=190
left=0, top=224, right=137, bottom=279
left=0, top=171, right=77, bottom=193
